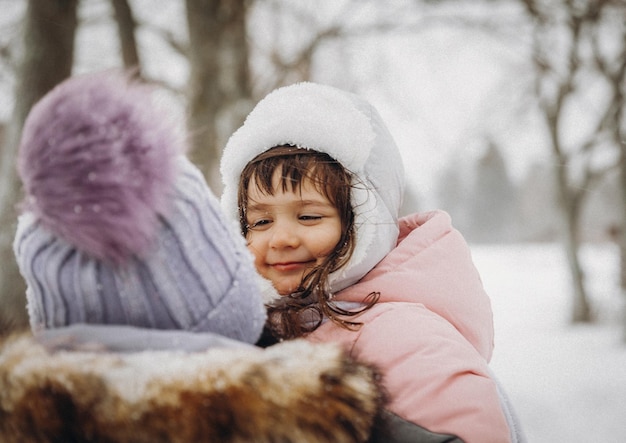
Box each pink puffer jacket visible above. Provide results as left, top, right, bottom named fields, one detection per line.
left=307, top=210, right=511, bottom=443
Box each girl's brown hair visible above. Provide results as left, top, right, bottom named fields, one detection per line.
left=238, top=145, right=378, bottom=341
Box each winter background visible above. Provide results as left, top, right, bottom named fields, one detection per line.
left=474, top=243, right=626, bottom=441
left=2, top=2, right=626, bottom=441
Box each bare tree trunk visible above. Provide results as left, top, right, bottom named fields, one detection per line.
left=522, top=0, right=601, bottom=324
left=617, top=97, right=626, bottom=343
left=184, top=0, right=252, bottom=192
left=111, top=0, right=141, bottom=75
left=560, top=197, right=591, bottom=322
left=590, top=4, right=626, bottom=342
left=550, top=133, right=592, bottom=322
left=541, top=90, right=592, bottom=323
left=612, top=41, right=626, bottom=345
left=611, top=70, right=626, bottom=343
left=0, top=0, right=78, bottom=332
left=617, top=130, right=626, bottom=344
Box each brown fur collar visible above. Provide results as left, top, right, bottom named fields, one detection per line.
left=0, top=333, right=385, bottom=442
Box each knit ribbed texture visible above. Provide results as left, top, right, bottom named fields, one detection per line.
left=15, top=157, right=266, bottom=343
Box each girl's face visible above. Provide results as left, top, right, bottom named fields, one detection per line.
left=245, top=169, right=342, bottom=295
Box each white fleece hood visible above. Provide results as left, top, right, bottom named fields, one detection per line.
left=220, top=82, right=405, bottom=292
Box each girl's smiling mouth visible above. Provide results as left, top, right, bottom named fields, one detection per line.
left=270, top=261, right=314, bottom=272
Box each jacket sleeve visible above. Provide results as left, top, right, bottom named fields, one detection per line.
left=311, top=302, right=511, bottom=443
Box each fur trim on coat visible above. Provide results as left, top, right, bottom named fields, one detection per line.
left=0, top=332, right=385, bottom=443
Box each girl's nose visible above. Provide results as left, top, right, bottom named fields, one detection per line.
left=269, top=223, right=299, bottom=249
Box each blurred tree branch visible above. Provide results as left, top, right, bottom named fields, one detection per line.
left=521, top=0, right=626, bottom=324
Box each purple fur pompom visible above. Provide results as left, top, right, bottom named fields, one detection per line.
left=18, top=71, right=181, bottom=264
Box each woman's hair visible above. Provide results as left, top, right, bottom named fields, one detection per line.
left=238, top=145, right=378, bottom=341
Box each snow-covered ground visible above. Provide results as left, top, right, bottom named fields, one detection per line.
left=472, top=243, right=626, bottom=442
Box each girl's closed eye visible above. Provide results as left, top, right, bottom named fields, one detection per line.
left=299, top=214, right=323, bottom=223
left=248, top=218, right=272, bottom=230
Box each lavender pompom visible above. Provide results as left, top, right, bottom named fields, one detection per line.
left=18, top=71, right=181, bottom=264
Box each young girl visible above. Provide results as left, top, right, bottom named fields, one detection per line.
left=220, top=82, right=521, bottom=443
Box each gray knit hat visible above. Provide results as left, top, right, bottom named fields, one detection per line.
left=13, top=71, right=266, bottom=344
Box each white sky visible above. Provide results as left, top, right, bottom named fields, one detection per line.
left=358, top=29, right=549, bottom=207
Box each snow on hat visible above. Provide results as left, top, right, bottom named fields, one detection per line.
left=13, top=71, right=266, bottom=344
